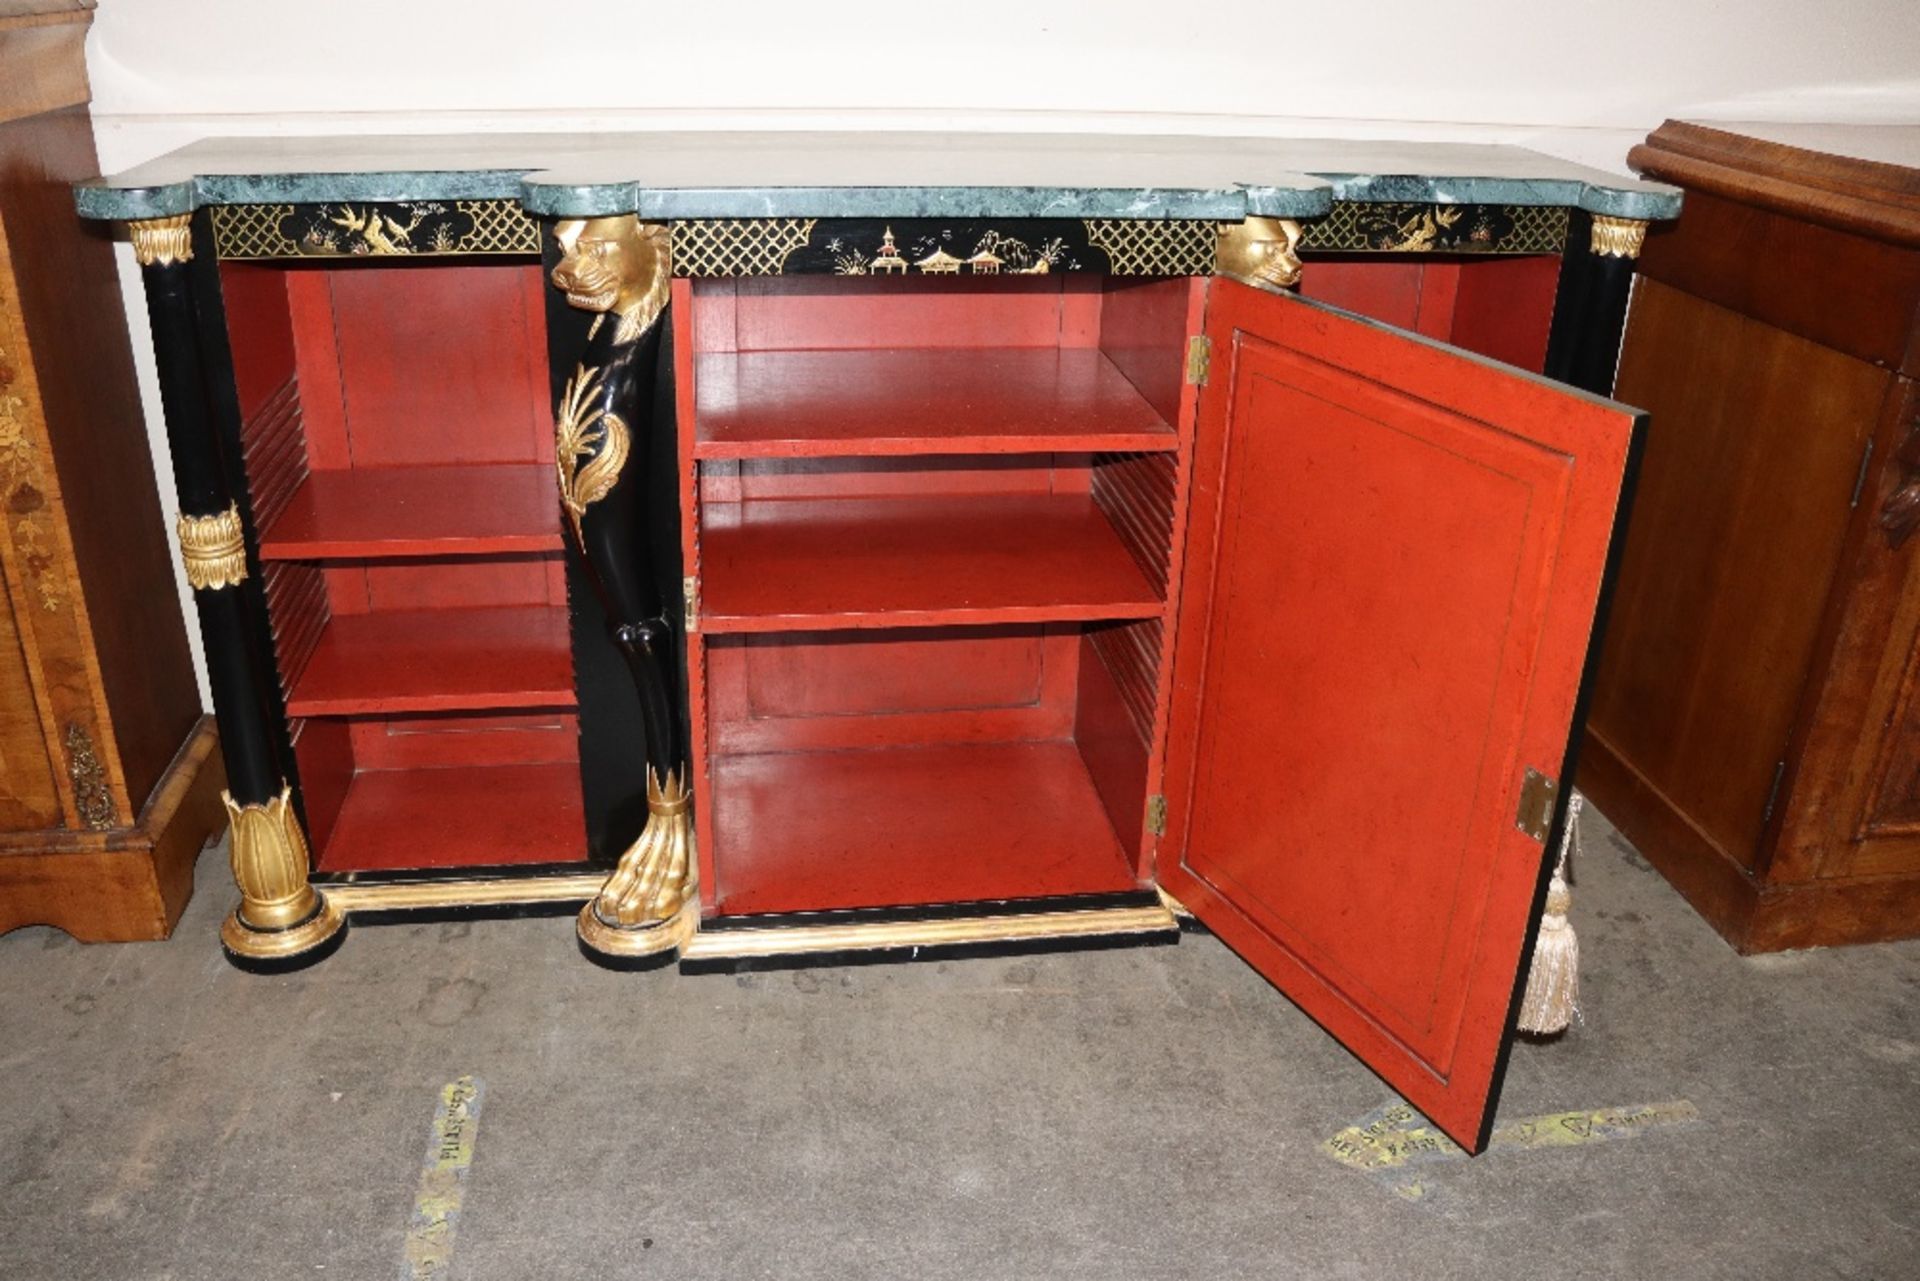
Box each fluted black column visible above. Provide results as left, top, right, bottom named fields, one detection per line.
left=134, top=213, right=286, bottom=807
left=1544, top=211, right=1649, bottom=398
left=132, top=212, right=342, bottom=965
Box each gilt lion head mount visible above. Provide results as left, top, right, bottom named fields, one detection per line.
left=551, top=216, right=672, bottom=344
left=1215, top=216, right=1304, bottom=291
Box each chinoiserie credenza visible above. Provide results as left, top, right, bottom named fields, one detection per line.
left=75, top=134, right=1677, bottom=1150
left=0, top=1, right=222, bottom=943
left=1581, top=120, right=1920, bottom=951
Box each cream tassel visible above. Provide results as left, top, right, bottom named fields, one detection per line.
left=1518, top=791, right=1582, bottom=1035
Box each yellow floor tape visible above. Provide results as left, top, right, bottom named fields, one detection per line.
left=403, top=1076, right=485, bottom=1279
left=1323, top=1098, right=1700, bottom=1201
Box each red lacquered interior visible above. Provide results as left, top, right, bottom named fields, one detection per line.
left=222, top=258, right=586, bottom=872
left=210, top=251, right=1561, bottom=885
left=712, top=740, right=1139, bottom=913
left=682, top=260, right=1556, bottom=916
left=684, top=275, right=1206, bottom=914
left=694, top=348, right=1177, bottom=458
left=285, top=603, right=575, bottom=717
left=259, top=464, right=564, bottom=560
left=702, top=625, right=1150, bottom=913
left=1301, top=255, right=1563, bottom=373
left=701, top=492, right=1164, bottom=632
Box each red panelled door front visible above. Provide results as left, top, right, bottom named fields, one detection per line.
left=1159, top=280, right=1638, bottom=1151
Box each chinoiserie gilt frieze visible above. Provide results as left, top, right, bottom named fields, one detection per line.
left=671, top=218, right=821, bottom=276
left=672, top=217, right=1216, bottom=277
left=671, top=206, right=1567, bottom=277
left=207, top=201, right=1571, bottom=267
left=210, top=201, right=541, bottom=259
left=1298, top=202, right=1570, bottom=254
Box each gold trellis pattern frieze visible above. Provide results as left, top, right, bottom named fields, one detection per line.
left=1299, top=202, right=1570, bottom=255
left=211, top=200, right=541, bottom=260
left=671, top=219, right=820, bottom=277
left=1082, top=220, right=1219, bottom=276
left=209, top=199, right=1572, bottom=265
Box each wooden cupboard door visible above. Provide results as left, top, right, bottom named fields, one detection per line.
left=1159, top=280, right=1637, bottom=1152
left=1592, top=280, right=1890, bottom=883
left=1776, top=375, right=1920, bottom=887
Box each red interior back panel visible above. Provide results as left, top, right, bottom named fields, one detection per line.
left=681, top=274, right=1196, bottom=913
left=221, top=258, right=583, bottom=873
left=1303, top=256, right=1561, bottom=374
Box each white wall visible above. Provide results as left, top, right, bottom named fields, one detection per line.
left=82, top=0, right=1920, bottom=704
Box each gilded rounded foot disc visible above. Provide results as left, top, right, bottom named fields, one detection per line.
left=220, top=892, right=347, bottom=961
left=576, top=899, right=698, bottom=959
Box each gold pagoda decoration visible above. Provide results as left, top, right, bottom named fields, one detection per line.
left=871, top=226, right=909, bottom=274
left=915, top=248, right=964, bottom=274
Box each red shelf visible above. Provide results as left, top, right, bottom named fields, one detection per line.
left=710, top=740, right=1139, bottom=914
left=260, top=463, right=564, bottom=560
left=700, top=494, right=1164, bottom=632
left=313, top=761, right=586, bottom=872
left=694, top=348, right=1177, bottom=458
left=286, top=605, right=575, bottom=717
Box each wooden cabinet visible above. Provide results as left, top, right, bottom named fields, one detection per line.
left=0, top=4, right=222, bottom=941
left=77, top=136, right=1673, bottom=1147
left=1581, top=120, right=1920, bottom=952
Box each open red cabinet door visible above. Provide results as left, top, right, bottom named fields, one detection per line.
left=1159, top=279, right=1640, bottom=1152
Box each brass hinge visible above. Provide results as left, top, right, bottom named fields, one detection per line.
left=1515, top=768, right=1558, bottom=842
left=683, top=575, right=699, bottom=633
left=1185, top=335, right=1211, bottom=386
left=1146, top=793, right=1168, bottom=836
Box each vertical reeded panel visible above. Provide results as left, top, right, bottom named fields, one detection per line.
left=1089, top=450, right=1176, bottom=746
left=1092, top=450, right=1176, bottom=595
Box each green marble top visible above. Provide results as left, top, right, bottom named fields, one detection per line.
left=73, top=131, right=1681, bottom=224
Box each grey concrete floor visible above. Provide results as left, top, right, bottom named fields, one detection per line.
left=2, top=808, right=1917, bottom=1280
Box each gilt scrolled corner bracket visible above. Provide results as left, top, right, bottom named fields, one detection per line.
left=219, top=785, right=345, bottom=962
left=1216, top=216, right=1305, bottom=291
left=128, top=213, right=194, bottom=267
left=1589, top=215, right=1650, bottom=260
left=177, top=504, right=249, bottom=591
left=576, top=768, right=698, bottom=959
